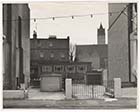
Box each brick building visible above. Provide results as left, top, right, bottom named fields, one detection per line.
left=3, top=4, right=30, bottom=89
left=30, top=35, right=96, bottom=88
left=76, top=44, right=108, bottom=69
left=108, top=3, right=137, bottom=83
left=31, top=35, right=69, bottom=62
left=30, top=35, right=70, bottom=86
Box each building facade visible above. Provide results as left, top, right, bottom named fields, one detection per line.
left=30, top=35, right=70, bottom=86
left=3, top=4, right=30, bottom=89
left=76, top=45, right=108, bottom=69
left=108, top=3, right=137, bottom=83
left=30, top=35, right=69, bottom=62
left=30, top=34, right=104, bottom=88
left=40, top=62, right=92, bottom=80
left=97, top=23, right=105, bottom=44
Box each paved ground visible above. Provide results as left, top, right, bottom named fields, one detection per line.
left=3, top=98, right=136, bottom=109
left=3, top=87, right=137, bottom=109
left=28, top=86, right=106, bottom=100
left=28, top=89, right=65, bottom=100
left=28, top=87, right=137, bottom=100
left=121, top=87, right=137, bottom=98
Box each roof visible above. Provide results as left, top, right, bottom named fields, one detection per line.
left=30, top=37, right=69, bottom=40
left=30, top=35, right=70, bottom=40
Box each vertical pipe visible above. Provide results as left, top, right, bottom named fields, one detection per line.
left=127, top=3, right=133, bottom=82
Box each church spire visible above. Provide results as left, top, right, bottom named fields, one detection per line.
left=99, top=23, right=103, bottom=29
left=97, top=22, right=105, bottom=44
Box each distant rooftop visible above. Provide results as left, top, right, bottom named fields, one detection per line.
left=30, top=35, right=70, bottom=40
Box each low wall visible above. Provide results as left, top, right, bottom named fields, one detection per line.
left=40, top=74, right=62, bottom=92
left=3, top=90, right=26, bottom=100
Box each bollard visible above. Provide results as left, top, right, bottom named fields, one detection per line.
left=65, top=78, right=72, bottom=99
left=20, top=83, right=25, bottom=90
left=114, top=78, right=122, bottom=98
left=103, top=69, right=108, bottom=87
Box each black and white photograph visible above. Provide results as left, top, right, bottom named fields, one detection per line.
left=1, top=0, right=138, bottom=110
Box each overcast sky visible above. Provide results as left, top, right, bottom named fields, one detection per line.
left=29, top=2, right=108, bottom=44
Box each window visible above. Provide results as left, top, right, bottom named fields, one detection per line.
left=49, top=42, right=53, bottom=47
left=42, top=65, right=52, bottom=72
left=39, top=52, right=44, bottom=58
left=54, top=65, right=64, bottom=73
left=66, top=65, right=75, bottom=73
left=77, top=65, right=87, bottom=73
left=37, top=40, right=41, bottom=47
left=50, top=53, right=54, bottom=58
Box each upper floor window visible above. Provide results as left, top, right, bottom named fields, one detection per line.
left=39, top=52, right=44, bottom=58
left=61, top=53, right=65, bottom=58
left=49, top=42, right=53, bottom=47
left=50, top=53, right=54, bottom=58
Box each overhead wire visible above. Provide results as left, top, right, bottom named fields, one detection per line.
left=108, top=4, right=129, bottom=31
left=3, top=11, right=120, bottom=22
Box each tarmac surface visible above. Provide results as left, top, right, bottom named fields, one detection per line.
left=3, top=98, right=137, bottom=109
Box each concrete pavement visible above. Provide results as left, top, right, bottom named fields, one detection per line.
left=28, top=89, right=65, bottom=100
left=121, top=87, right=137, bottom=98
left=3, top=98, right=137, bottom=109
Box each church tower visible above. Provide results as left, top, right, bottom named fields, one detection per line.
left=97, top=23, right=105, bottom=44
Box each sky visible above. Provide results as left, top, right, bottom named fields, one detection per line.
left=29, top=2, right=108, bottom=44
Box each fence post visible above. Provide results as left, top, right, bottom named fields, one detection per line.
left=114, top=78, right=122, bottom=98
left=103, top=69, right=108, bottom=87
left=65, top=78, right=72, bottom=99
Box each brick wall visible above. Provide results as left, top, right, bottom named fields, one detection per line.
left=3, top=4, right=30, bottom=89
left=30, top=38, right=69, bottom=62
left=108, top=3, right=129, bottom=82
left=76, top=45, right=108, bottom=69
